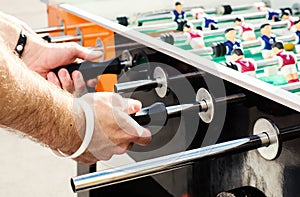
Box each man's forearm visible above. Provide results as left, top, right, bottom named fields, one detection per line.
left=0, top=40, right=83, bottom=155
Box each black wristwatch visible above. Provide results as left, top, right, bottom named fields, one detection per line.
left=14, top=31, right=27, bottom=57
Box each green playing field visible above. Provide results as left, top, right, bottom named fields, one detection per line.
left=137, top=13, right=299, bottom=93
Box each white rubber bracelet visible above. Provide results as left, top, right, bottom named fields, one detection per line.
left=52, top=98, right=94, bottom=159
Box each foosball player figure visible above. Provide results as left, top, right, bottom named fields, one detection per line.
left=183, top=23, right=205, bottom=49
left=280, top=11, right=297, bottom=30
left=259, top=23, right=277, bottom=59
left=203, top=17, right=218, bottom=30
left=171, top=2, right=187, bottom=31
left=191, top=8, right=218, bottom=30
left=234, top=17, right=256, bottom=41
left=272, top=41, right=299, bottom=83
left=224, top=28, right=241, bottom=61
left=225, top=48, right=257, bottom=77
left=293, top=19, right=300, bottom=53
left=266, top=9, right=281, bottom=22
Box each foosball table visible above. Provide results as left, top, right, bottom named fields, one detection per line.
left=40, top=0, right=300, bottom=196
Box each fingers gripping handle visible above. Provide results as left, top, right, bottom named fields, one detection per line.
left=51, top=57, right=123, bottom=80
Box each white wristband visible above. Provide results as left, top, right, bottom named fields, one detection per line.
left=52, top=98, right=95, bottom=159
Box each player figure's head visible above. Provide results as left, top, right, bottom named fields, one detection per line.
left=272, top=41, right=284, bottom=54
left=175, top=2, right=183, bottom=12
left=224, top=28, right=237, bottom=41
left=260, top=23, right=272, bottom=36
left=234, top=17, right=244, bottom=26
left=231, top=48, right=245, bottom=61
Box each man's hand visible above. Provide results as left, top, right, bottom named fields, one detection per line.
left=47, top=69, right=91, bottom=97
left=22, top=38, right=102, bottom=78
left=71, top=93, right=152, bottom=164
left=0, top=11, right=102, bottom=96
left=29, top=40, right=102, bottom=96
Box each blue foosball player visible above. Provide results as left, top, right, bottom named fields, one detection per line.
left=224, top=28, right=241, bottom=61
left=258, top=23, right=277, bottom=59
left=171, top=2, right=187, bottom=31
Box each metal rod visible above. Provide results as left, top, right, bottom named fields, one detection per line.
left=130, top=92, right=246, bottom=126
left=165, top=102, right=206, bottom=116
left=256, top=54, right=300, bottom=68
left=34, top=25, right=64, bottom=34
left=51, top=35, right=81, bottom=43
left=115, top=71, right=204, bottom=93
left=256, top=59, right=279, bottom=68
left=166, top=92, right=246, bottom=116
left=173, top=20, right=288, bottom=41
left=134, top=11, right=268, bottom=32
left=136, top=3, right=262, bottom=24
left=190, top=47, right=214, bottom=56
left=280, top=125, right=300, bottom=141
left=71, top=119, right=300, bottom=192
left=215, top=93, right=246, bottom=104
left=228, top=3, right=260, bottom=12
left=49, top=32, right=109, bottom=43
left=34, top=23, right=96, bottom=34
left=115, top=79, right=158, bottom=93
left=169, top=71, right=205, bottom=80
left=242, top=34, right=295, bottom=48
left=71, top=134, right=266, bottom=192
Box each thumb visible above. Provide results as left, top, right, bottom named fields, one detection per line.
left=79, top=47, right=103, bottom=61
left=85, top=50, right=103, bottom=61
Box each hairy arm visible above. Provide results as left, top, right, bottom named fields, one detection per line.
left=0, top=40, right=84, bottom=155
left=0, top=12, right=151, bottom=164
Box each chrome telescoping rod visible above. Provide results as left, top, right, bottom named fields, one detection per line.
left=46, top=32, right=110, bottom=43
left=163, top=92, right=245, bottom=116
left=50, top=35, right=82, bottom=43
left=165, top=92, right=246, bottom=116
left=114, top=70, right=205, bottom=94
left=71, top=118, right=300, bottom=193
left=34, top=25, right=64, bottom=34
left=34, top=23, right=96, bottom=34
left=72, top=135, right=266, bottom=192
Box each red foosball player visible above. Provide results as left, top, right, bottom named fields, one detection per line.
left=280, top=11, right=297, bottom=30
left=272, top=42, right=299, bottom=83
left=225, top=48, right=257, bottom=77
left=183, top=23, right=205, bottom=49
left=234, top=17, right=256, bottom=41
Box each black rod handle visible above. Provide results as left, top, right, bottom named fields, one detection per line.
left=51, top=57, right=123, bottom=80
left=130, top=102, right=167, bottom=127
